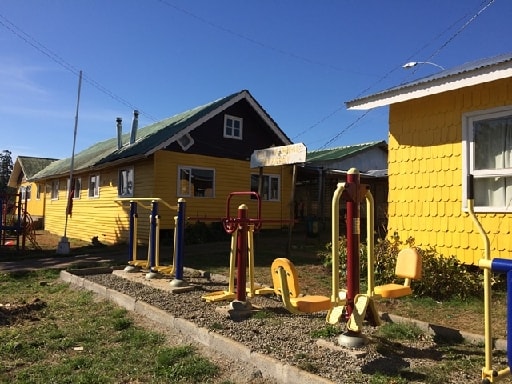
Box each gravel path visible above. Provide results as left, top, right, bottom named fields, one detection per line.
left=77, top=269, right=486, bottom=384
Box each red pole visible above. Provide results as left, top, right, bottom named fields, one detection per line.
left=235, top=204, right=248, bottom=302
left=345, top=168, right=361, bottom=317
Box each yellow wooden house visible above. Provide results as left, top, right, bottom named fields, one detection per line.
left=346, top=52, right=512, bottom=265
left=8, top=156, right=58, bottom=228
left=30, top=90, right=294, bottom=245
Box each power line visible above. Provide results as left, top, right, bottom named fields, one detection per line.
left=0, top=12, right=159, bottom=122
left=316, top=0, right=496, bottom=150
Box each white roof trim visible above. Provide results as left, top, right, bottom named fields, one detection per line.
left=347, top=64, right=512, bottom=110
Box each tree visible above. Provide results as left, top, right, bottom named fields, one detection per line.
left=0, top=150, right=14, bottom=195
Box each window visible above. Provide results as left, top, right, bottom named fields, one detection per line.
left=251, top=174, right=280, bottom=201
left=20, top=186, right=31, bottom=201
left=118, top=168, right=134, bottom=197
left=177, top=133, right=194, bottom=151
left=88, top=174, right=100, bottom=198
left=51, top=180, right=59, bottom=200
left=26, top=185, right=31, bottom=200
left=224, top=114, right=243, bottom=139
left=463, top=106, right=512, bottom=212
left=36, top=184, right=42, bottom=200
left=178, top=167, right=214, bottom=197
left=69, top=178, right=81, bottom=199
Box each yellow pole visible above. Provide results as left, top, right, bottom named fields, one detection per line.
left=331, top=183, right=345, bottom=304
left=365, top=189, right=375, bottom=296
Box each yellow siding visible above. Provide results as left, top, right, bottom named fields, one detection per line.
left=153, top=151, right=293, bottom=232
left=43, top=153, right=292, bottom=245
left=19, top=181, right=46, bottom=220
left=388, top=78, right=512, bottom=264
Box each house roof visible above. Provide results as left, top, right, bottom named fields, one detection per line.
left=346, top=52, right=512, bottom=110
left=306, top=141, right=387, bottom=162
left=32, top=90, right=291, bottom=180
left=8, top=156, right=58, bottom=187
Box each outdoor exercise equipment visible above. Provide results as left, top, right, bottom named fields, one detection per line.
left=467, top=175, right=511, bottom=383
left=372, top=248, right=422, bottom=299
left=116, top=198, right=185, bottom=284
left=202, top=192, right=274, bottom=318
left=270, top=257, right=331, bottom=314
left=272, top=168, right=421, bottom=347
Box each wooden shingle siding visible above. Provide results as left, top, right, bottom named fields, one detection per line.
left=388, top=79, right=512, bottom=264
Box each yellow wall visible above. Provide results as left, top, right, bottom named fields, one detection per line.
left=388, top=78, right=512, bottom=264
left=19, top=181, right=46, bottom=220
left=43, top=152, right=293, bottom=245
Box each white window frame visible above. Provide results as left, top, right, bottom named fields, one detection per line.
left=251, top=173, right=280, bottom=201
left=51, top=180, right=59, bottom=200
left=177, top=166, right=215, bottom=198
left=462, top=105, right=512, bottom=212
left=118, top=168, right=134, bottom=197
left=177, top=133, right=194, bottom=151
left=88, top=174, right=100, bottom=198
left=224, top=114, right=243, bottom=140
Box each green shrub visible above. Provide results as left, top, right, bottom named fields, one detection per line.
left=184, top=221, right=228, bottom=244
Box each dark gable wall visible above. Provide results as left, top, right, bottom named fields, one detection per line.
left=163, top=99, right=287, bottom=160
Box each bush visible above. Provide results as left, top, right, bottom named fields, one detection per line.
left=184, top=221, right=229, bottom=244
left=322, top=233, right=492, bottom=301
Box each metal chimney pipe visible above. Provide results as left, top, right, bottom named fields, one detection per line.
left=116, top=117, right=123, bottom=149
left=130, top=110, right=139, bottom=144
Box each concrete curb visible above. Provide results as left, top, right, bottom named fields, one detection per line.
left=60, top=270, right=334, bottom=384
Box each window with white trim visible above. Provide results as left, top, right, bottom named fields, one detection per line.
left=224, top=114, right=243, bottom=139
left=178, top=166, right=214, bottom=197
left=250, top=174, right=280, bottom=201
left=118, top=168, right=134, bottom=197
left=51, top=180, right=59, bottom=200
left=463, top=106, right=512, bottom=212
left=88, top=174, right=100, bottom=198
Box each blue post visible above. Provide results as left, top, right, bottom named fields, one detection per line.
left=489, top=258, right=512, bottom=366
left=174, top=198, right=186, bottom=281
left=128, top=201, right=137, bottom=263
left=148, top=200, right=158, bottom=272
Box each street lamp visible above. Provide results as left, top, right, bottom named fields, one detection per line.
left=402, top=61, right=445, bottom=71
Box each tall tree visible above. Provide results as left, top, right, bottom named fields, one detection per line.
left=0, top=150, right=14, bottom=194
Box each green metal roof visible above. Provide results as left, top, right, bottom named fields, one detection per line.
left=32, top=90, right=290, bottom=180
left=306, top=141, right=387, bottom=163
left=18, top=156, right=58, bottom=178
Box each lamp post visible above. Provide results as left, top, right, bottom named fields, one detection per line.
left=402, top=61, right=445, bottom=71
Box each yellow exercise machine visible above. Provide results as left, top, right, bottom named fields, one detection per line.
left=271, top=168, right=422, bottom=346
left=202, top=224, right=273, bottom=302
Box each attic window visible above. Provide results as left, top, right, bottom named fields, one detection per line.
left=224, top=115, right=243, bottom=140
left=177, top=133, right=194, bottom=151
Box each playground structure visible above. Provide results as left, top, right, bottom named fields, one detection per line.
left=116, top=197, right=187, bottom=287
left=0, top=192, right=39, bottom=250
left=467, top=174, right=511, bottom=383
left=271, top=168, right=422, bottom=347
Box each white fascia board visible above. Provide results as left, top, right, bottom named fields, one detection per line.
left=346, top=66, right=512, bottom=111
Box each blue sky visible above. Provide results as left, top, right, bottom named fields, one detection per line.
left=1, top=0, right=510, bottom=162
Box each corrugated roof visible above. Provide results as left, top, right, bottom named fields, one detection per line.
left=306, top=141, right=387, bottom=162
left=346, top=52, right=512, bottom=110
left=32, top=90, right=291, bottom=180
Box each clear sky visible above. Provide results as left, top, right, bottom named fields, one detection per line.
left=1, top=0, right=510, bottom=162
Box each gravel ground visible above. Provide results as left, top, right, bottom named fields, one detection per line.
left=81, top=270, right=487, bottom=384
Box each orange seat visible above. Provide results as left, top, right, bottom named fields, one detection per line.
left=271, top=258, right=331, bottom=314
left=374, top=248, right=422, bottom=299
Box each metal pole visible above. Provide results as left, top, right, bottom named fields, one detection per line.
left=235, top=204, right=248, bottom=302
